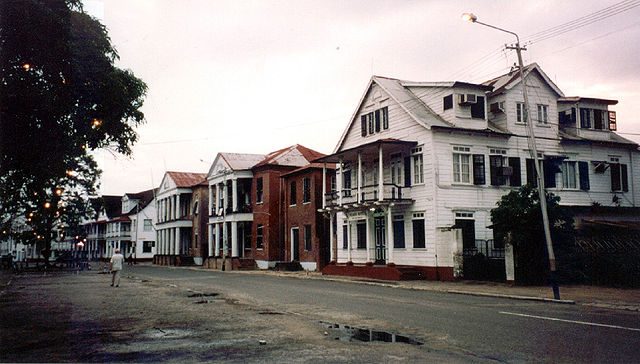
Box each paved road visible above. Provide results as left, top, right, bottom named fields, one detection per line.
left=131, top=265, right=640, bottom=363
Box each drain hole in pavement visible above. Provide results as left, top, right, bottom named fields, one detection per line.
left=188, top=293, right=219, bottom=298
left=194, top=300, right=210, bottom=304
left=320, top=321, right=423, bottom=346
left=258, top=311, right=284, bottom=315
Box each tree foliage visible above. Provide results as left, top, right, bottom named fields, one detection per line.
left=491, top=185, right=575, bottom=284
left=0, top=0, right=147, bottom=259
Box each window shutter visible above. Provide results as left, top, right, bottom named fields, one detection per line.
left=543, top=160, right=556, bottom=188
left=489, top=155, right=503, bottom=186
left=611, top=163, right=621, bottom=191
left=404, top=157, right=411, bottom=187
left=374, top=109, right=381, bottom=132
left=578, top=161, right=590, bottom=190
left=509, top=157, right=521, bottom=186
left=473, top=154, right=485, bottom=185
left=361, top=115, right=367, bottom=137
left=622, top=164, right=629, bottom=192
left=526, top=159, right=538, bottom=187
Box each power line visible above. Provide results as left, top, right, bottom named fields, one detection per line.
left=524, top=0, right=640, bottom=45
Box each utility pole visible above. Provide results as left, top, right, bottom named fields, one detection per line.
left=463, top=13, right=560, bottom=299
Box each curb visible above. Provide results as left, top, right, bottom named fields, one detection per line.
left=168, top=266, right=577, bottom=305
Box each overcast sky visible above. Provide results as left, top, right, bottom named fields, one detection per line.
left=83, top=0, right=640, bottom=196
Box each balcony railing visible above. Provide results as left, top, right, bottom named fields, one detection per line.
left=325, top=183, right=412, bottom=207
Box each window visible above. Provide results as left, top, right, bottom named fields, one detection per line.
left=143, top=219, right=152, bottom=231
left=561, top=161, right=577, bottom=189
left=453, top=146, right=471, bottom=183
left=516, top=102, right=526, bottom=123
left=330, top=175, right=337, bottom=192
left=342, top=224, right=348, bottom=249
left=473, top=154, right=485, bottom=185
left=360, top=107, right=388, bottom=137
left=412, top=213, right=425, bottom=249
left=256, top=224, right=264, bottom=249
left=593, top=109, right=605, bottom=130
left=578, top=161, right=590, bottom=191
left=470, top=96, right=485, bottom=119
left=256, top=178, right=263, bottom=203
left=303, top=177, right=311, bottom=203
left=443, top=94, right=453, bottom=111
left=290, top=181, right=297, bottom=205
left=391, top=153, right=403, bottom=185
left=610, top=161, right=629, bottom=192
left=537, top=104, right=548, bottom=124
left=143, top=241, right=154, bottom=253
left=342, top=165, right=352, bottom=197
left=412, top=147, right=424, bottom=184
left=393, top=215, right=405, bottom=248
left=381, top=107, right=389, bottom=130
left=489, top=149, right=507, bottom=186
left=304, top=225, right=312, bottom=251
left=356, top=221, right=366, bottom=249
left=580, top=108, right=591, bottom=128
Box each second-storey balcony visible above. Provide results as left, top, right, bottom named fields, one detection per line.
left=315, top=139, right=418, bottom=212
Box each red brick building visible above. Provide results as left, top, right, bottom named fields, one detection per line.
left=249, top=145, right=325, bottom=269
left=281, top=163, right=335, bottom=271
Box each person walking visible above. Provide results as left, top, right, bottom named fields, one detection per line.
left=110, top=248, right=124, bottom=287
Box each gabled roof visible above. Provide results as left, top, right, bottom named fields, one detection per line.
left=123, top=188, right=157, bottom=214
left=334, top=76, right=455, bottom=152
left=166, top=171, right=208, bottom=187
left=482, top=63, right=564, bottom=98
left=221, top=153, right=265, bottom=170
left=253, top=144, right=325, bottom=168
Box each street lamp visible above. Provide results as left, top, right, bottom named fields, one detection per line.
left=463, top=13, right=560, bottom=299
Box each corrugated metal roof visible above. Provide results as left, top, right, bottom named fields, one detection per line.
left=254, top=144, right=325, bottom=168
left=482, top=63, right=564, bottom=97
left=166, top=171, right=208, bottom=187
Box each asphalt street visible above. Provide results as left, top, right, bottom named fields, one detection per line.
left=131, top=265, right=640, bottom=363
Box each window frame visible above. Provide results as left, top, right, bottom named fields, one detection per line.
left=256, top=224, right=264, bottom=249
left=304, top=224, right=312, bottom=251
left=256, top=177, right=264, bottom=204
left=302, top=177, right=311, bottom=203
left=537, top=104, right=548, bottom=124
left=516, top=102, right=526, bottom=123
left=561, top=161, right=578, bottom=190
left=452, top=146, right=471, bottom=184
left=393, top=215, right=405, bottom=249
left=289, top=180, right=297, bottom=206
left=411, top=146, right=424, bottom=185
left=412, top=212, right=425, bottom=249
left=143, top=219, right=153, bottom=232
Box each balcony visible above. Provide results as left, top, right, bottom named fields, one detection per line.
left=324, top=183, right=412, bottom=211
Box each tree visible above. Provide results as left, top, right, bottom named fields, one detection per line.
left=491, top=185, right=575, bottom=285
left=0, top=0, right=147, bottom=263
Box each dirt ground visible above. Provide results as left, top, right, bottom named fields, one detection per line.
left=0, top=270, right=477, bottom=363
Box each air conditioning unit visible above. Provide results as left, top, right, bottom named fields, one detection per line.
left=490, top=101, right=505, bottom=113
left=501, top=166, right=514, bottom=176
left=458, top=93, right=477, bottom=105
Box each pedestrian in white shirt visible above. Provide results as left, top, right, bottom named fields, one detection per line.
left=110, top=249, right=124, bottom=287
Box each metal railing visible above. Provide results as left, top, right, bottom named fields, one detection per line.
left=462, top=239, right=505, bottom=259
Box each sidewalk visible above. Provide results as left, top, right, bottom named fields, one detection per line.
left=218, top=269, right=640, bottom=312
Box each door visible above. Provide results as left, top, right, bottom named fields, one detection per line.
left=374, top=216, right=386, bottom=264
left=291, top=227, right=300, bottom=261
left=455, top=219, right=476, bottom=253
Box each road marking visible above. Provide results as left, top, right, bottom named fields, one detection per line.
left=499, top=311, right=640, bottom=332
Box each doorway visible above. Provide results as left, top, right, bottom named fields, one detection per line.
left=291, top=227, right=300, bottom=261
left=374, top=216, right=386, bottom=264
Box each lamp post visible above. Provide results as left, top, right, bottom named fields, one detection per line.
left=462, top=13, right=560, bottom=299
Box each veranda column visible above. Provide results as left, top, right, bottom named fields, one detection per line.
left=357, top=152, right=362, bottom=203
left=378, top=145, right=384, bottom=202
left=175, top=194, right=180, bottom=219
left=231, top=221, right=238, bottom=257
left=215, top=184, right=220, bottom=213
left=346, top=221, right=352, bottom=262
left=329, top=211, right=335, bottom=262
left=232, top=178, right=238, bottom=212
left=322, top=164, right=327, bottom=209
left=366, top=214, right=371, bottom=262
left=208, top=224, right=213, bottom=258
left=338, top=158, right=343, bottom=206
left=215, top=223, right=221, bottom=256
left=208, top=185, right=213, bottom=216
left=386, top=206, right=394, bottom=264
left=175, top=227, right=181, bottom=256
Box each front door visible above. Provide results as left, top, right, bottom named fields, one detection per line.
left=291, top=228, right=300, bottom=261
left=374, top=216, right=386, bottom=264
left=456, top=219, right=476, bottom=253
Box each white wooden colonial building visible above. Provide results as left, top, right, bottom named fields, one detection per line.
left=318, top=63, right=639, bottom=281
